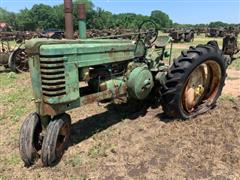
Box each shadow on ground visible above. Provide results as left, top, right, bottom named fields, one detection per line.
left=69, top=99, right=173, bottom=147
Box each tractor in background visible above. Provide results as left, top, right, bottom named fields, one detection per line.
left=169, top=28, right=194, bottom=42
left=0, top=38, right=27, bottom=72
left=222, top=27, right=239, bottom=61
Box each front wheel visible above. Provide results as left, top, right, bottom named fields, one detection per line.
left=19, top=113, right=42, bottom=167
left=41, top=113, right=71, bottom=166
left=161, top=41, right=226, bottom=119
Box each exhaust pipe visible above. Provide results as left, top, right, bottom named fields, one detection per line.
left=64, top=0, right=74, bottom=39
left=77, top=4, right=87, bottom=39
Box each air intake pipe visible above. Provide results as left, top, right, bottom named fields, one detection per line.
left=77, top=4, right=87, bottom=39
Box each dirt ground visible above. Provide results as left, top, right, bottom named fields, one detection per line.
left=224, top=68, right=240, bottom=98
left=0, top=38, right=240, bottom=179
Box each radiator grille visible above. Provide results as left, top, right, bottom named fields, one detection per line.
left=40, top=57, right=66, bottom=97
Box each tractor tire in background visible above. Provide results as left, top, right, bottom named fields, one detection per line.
left=161, top=41, right=227, bottom=119
left=8, top=48, right=28, bottom=73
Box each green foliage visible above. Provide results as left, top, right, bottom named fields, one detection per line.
left=0, top=1, right=173, bottom=31
left=0, top=1, right=238, bottom=31
left=209, top=21, right=229, bottom=28
left=31, top=4, right=58, bottom=29
left=16, top=8, right=36, bottom=30
left=151, top=10, right=173, bottom=28
left=113, top=13, right=149, bottom=29
left=52, top=4, right=65, bottom=30
left=0, top=7, right=16, bottom=28
left=73, top=0, right=94, bottom=10
left=173, top=21, right=240, bottom=29
left=88, top=8, right=114, bottom=29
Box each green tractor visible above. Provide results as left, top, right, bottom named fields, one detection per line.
left=19, top=2, right=227, bottom=167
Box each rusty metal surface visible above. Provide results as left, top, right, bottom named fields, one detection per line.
left=0, top=38, right=28, bottom=72
left=77, top=4, right=86, bottom=20
left=182, top=60, right=221, bottom=113
left=222, top=33, right=239, bottom=58
left=64, top=0, right=74, bottom=39
left=80, top=85, right=127, bottom=105
left=169, top=29, right=194, bottom=42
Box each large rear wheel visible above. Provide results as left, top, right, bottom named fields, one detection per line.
left=161, top=41, right=226, bottom=119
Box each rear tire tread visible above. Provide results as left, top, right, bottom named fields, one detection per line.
left=161, top=41, right=226, bottom=119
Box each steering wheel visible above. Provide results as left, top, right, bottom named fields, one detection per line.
left=138, top=20, right=158, bottom=48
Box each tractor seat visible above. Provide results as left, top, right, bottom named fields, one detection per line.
left=154, top=36, right=172, bottom=48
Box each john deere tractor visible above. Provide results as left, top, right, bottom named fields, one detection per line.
left=19, top=1, right=227, bottom=167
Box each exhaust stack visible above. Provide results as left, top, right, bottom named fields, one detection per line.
left=64, top=0, right=74, bottom=39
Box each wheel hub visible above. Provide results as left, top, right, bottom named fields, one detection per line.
left=195, top=84, right=204, bottom=96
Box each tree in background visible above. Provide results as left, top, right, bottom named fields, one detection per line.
left=73, top=0, right=94, bottom=10
left=113, top=13, right=149, bottom=29
left=209, top=21, right=229, bottom=28
left=53, top=4, right=64, bottom=30
left=150, top=10, right=173, bottom=29
left=0, top=0, right=238, bottom=31
left=16, top=9, right=35, bottom=30
left=0, top=7, right=16, bottom=27
left=30, top=4, right=57, bottom=30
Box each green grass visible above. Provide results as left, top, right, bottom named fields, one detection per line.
left=231, top=57, right=240, bottom=70
left=6, top=40, right=17, bottom=49
left=88, top=143, right=107, bottom=158
left=0, top=176, right=7, bottom=180
left=67, top=155, right=83, bottom=167
left=219, top=95, right=237, bottom=103
left=1, top=154, right=21, bottom=166
left=0, top=72, right=17, bottom=88
left=170, top=48, right=184, bottom=60
left=68, top=175, right=86, bottom=180
left=1, top=87, right=31, bottom=122
left=0, top=72, right=33, bottom=123
left=226, top=76, right=239, bottom=80
left=87, top=143, right=116, bottom=158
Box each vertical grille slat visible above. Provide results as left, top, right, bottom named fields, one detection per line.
left=40, top=56, right=66, bottom=97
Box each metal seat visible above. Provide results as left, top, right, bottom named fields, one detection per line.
left=154, top=36, right=171, bottom=48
